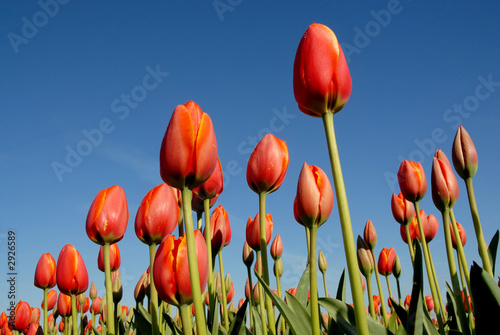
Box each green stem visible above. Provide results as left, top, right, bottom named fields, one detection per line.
left=181, top=188, right=207, bottom=335
left=276, top=269, right=286, bottom=333
left=256, top=251, right=268, bottom=335
left=426, top=245, right=446, bottom=323
left=305, top=227, right=311, bottom=263
left=258, top=191, right=276, bottom=335
left=43, top=289, right=48, bottom=335
left=246, top=266, right=255, bottom=332
left=197, top=210, right=203, bottom=230
left=366, top=275, right=376, bottom=319
left=203, top=198, right=215, bottom=329
left=465, top=178, right=493, bottom=276
left=149, top=243, right=160, bottom=335
left=71, top=295, right=78, bottom=335
left=91, top=301, right=95, bottom=335
left=405, top=224, right=415, bottom=264
left=322, top=272, right=328, bottom=298
left=218, top=251, right=229, bottom=329
left=371, top=250, right=388, bottom=324
left=322, top=112, right=368, bottom=335
left=179, top=305, right=193, bottom=335
left=103, top=243, right=115, bottom=335
left=309, top=226, right=320, bottom=335
left=449, top=209, right=471, bottom=292
left=64, top=316, right=68, bottom=335
left=114, top=302, right=119, bottom=335
left=385, top=276, right=394, bottom=313
left=396, top=278, right=402, bottom=306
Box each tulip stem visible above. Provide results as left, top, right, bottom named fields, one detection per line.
left=449, top=209, right=471, bottom=297
left=309, top=226, right=321, bottom=335
left=181, top=187, right=207, bottom=335
left=71, top=295, right=78, bottom=335
left=405, top=225, right=415, bottom=264
left=256, top=250, right=269, bottom=335
left=179, top=305, right=193, bottom=335
left=246, top=266, right=255, bottom=332
left=197, top=210, right=203, bottom=230
left=218, top=251, right=229, bottom=329
left=396, top=278, right=402, bottom=306
left=385, top=276, right=394, bottom=313
left=276, top=267, right=286, bottom=333
left=203, top=198, right=216, bottom=330
left=305, top=227, right=311, bottom=263
left=43, top=288, right=48, bottom=335
left=321, top=272, right=328, bottom=298
left=258, top=191, right=276, bottom=335
left=465, top=177, right=493, bottom=277
left=371, top=250, right=388, bottom=325
left=103, top=243, right=116, bottom=335
left=365, top=275, right=376, bottom=319
left=426, top=246, right=446, bottom=323
left=149, top=243, right=160, bottom=335
left=322, top=112, right=368, bottom=335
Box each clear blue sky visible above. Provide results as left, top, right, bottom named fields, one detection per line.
left=1, top=0, right=499, bottom=319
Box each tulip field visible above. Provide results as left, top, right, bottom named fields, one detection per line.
left=2, top=2, right=500, bottom=335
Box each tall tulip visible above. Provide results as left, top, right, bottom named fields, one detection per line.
left=56, top=245, right=88, bottom=296
left=397, top=160, right=427, bottom=203
left=35, top=253, right=56, bottom=335
left=378, top=248, right=396, bottom=276
left=432, top=151, right=459, bottom=212
left=57, top=293, right=72, bottom=317
left=270, top=234, right=283, bottom=260
left=41, top=289, right=57, bottom=311
left=363, top=220, right=377, bottom=249
left=206, top=205, right=229, bottom=256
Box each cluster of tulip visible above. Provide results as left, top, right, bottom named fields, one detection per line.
left=2, top=21, right=499, bottom=335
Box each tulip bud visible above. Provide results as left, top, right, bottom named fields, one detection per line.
left=134, top=268, right=149, bottom=303
left=378, top=247, right=397, bottom=276
left=363, top=219, right=377, bottom=249
left=270, top=234, right=283, bottom=260
left=56, top=244, right=88, bottom=296
left=357, top=236, right=374, bottom=277
left=432, top=151, right=459, bottom=211
left=242, top=241, right=254, bottom=267
left=89, top=282, right=97, bottom=300
left=57, top=293, right=72, bottom=317
left=425, top=296, right=434, bottom=312
left=391, top=193, right=415, bottom=225
left=360, top=273, right=366, bottom=293
left=273, top=258, right=284, bottom=277
left=450, top=221, right=467, bottom=249
left=393, top=255, right=401, bottom=279
left=112, top=276, right=122, bottom=303
left=34, top=253, right=57, bottom=289
left=225, top=273, right=232, bottom=292
left=205, top=205, right=229, bottom=254
left=318, top=250, right=328, bottom=274
left=41, top=289, right=57, bottom=311
left=452, top=125, right=478, bottom=179
left=397, top=160, right=427, bottom=203
left=246, top=213, right=273, bottom=251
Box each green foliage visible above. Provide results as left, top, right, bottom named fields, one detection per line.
left=470, top=261, right=500, bottom=334
left=488, top=230, right=499, bottom=274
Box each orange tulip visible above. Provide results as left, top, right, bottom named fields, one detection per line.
left=246, top=213, right=273, bottom=251
left=432, top=150, right=459, bottom=212
left=270, top=234, right=283, bottom=260
left=205, top=204, right=229, bottom=254
left=400, top=216, right=419, bottom=244
left=29, top=307, right=40, bottom=324
left=26, top=322, right=40, bottom=335
left=246, top=133, right=289, bottom=195
left=9, top=301, right=30, bottom=331
left=293, top=22, right=352, bottom=117
left=357, top=236, right=374, bottom=277
left=0, top=312, right=6, bottom=329
left=34, top=253, right=56, bottom=289
left=134, top=267, right=150, bottom=303
left=363, top=219, right=377, bottom=249
left=450, top=221, right=467, bottom=249
left=135, top=183, right=179, bottom=245
left=378, top=247, right=397, bottom=276
left=92, top=297, right=102, bottom=315
left=425, top=296, right=434, bottom=312
left=391, top=192, right=415, bottom=225
left=242, top=241, right=254, bottom=267
left=397, top=160, right=427, bottom=203
left=56, top=244, right=88, bottom=295
left=57, top=293, right=71, bottom=317
left=98, top=243, right=121, bottom=272
left=294, top=162, right=334, bottom=228
left=452, top=125, right=478, bottom=179
left=41, top=289, right=57, bottom=311
left=417, top=211, right=439, bottom=243
left=77, top=296, right=90, bottom=313
left=192, top=157, right=224, bottom=201
left=153, top=230, right=208, bottom=306
left=86, top=185, right=129, bottom=245
left=160, top=101, right=218, bottom=190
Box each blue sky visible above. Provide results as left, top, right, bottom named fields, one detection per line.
left=1, top=0, right=499, bottom=320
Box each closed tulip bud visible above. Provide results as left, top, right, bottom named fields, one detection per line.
left=357, top=236, right=374, bottom=277
left=247, top=133, right=289, bottom=195
left=270, top=234, right=283, bottom=260
left=295, top=162, right=334, bottom=228
left=89, top=282, right=97, bottom=299
left=98, top=243, right=121, bottom=272
left=225, top=273, right=232, bottom=292
left=205, top=205, right=229, bottom=255
left=246, top=213, right=273, bottom=251
left=57, top=293, right=72, bottom=317
left=424, top=213, right=439, bottom=243
left=86, top=185, right=129, bottom=245
left=378, top=247, right=397, bottom=276
left=192, top=157, right=224, bottom=201
left=56, top=244, right=88, bottom=296
left=392, top=254, right=402, bottom=279
left=293, top=23, right=352, bottom=116
left=452, top=125, right=478, bottom=179
left=318, top=250, right=328, bottom=274
left=450, top=222, right=467, bottom=249
left=425, top=296, right=434, bottom=312
left=160, top=101, right=218, bottom=190
left=242, top=241, right=254, bottom=267
left=112, top=276, right=122, bottom=303
left=153, top=231, right=208, bottom=306
left=77, top=293, right=85, bottom=309
left=363, top=219, right=377, bottom=249
left=238, top=298, right=245, bottom=310
left=227, top=282, right=235, bottom=304
left=432, top=151, right=459, bottom=211
left=41, top=289, right=57, bottom=310
left=273, top=258, right=284, bottom=277
left=92, top=297, right=102, bottom=315
left=135, top=183, right=179, bottom=245
left=134, top=267, right=150, bottom=303
left=391, top=193, right=415, bottom=225
left=34, top=253, right=57, bottom=289
left=397, top=160, right=427, bottom=203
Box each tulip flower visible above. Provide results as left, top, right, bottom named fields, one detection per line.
left=29, top=307, right=40, bottom=324
left=205, top=205, right=229, bottom=255
left=293, top=22, right=352, bottom=117
left=56, top=245, right=88, bottom=296
left=77, top=296, right=90, bottom=313
left=192, top=157, right=224, bottom=201
left=160, top=100, right=218, bottom=190
left=242, top=241, right=254, bottom=267
left=9, top=301, right=30, bottom=331
left=57, top=293, right=72, bottom=317
left=98, top=243, right=121, bottom=272
left=245, top=213, right=273, bottom=251
left=134, top=267, right=150, bottom=303
left=86, top=185, right=129, bottom=245
left=135, top=183, right=179, bottom=245
left=452, top=125, right=478, bottom=179
left=26, top=323, right=40, bottom=335
left=92, top=297, right=102, bottom=315
left=425, top=296, right=434, bottom=312
left=397, top=160, right=427, bottom=203
left=450, top=221, right=467, bottom=249
left=34, top=253, right=57, bottom=289
left=357, top=236, right=374, bottom=278
left=270, top=234, right=283, bottom=260
left=246, top=133, right=289, bottom=195
left=400, top=217, right=419, bottom=244
left=378, top=248, right=397, bottom=276
left=153, top=230, right=208, bottom=306
left=391, top=193, right=415, bottom=225
left=432, top=151, right=459, bottom=212
left=363, top=219, right=377, bottom=249
left=295, top=163, right=334, bottom=228
left=41, top=289, right=57, bottom=310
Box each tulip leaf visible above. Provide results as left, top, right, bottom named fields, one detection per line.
left=134, top=303, right=152, bottom=335
left=251, top=306, right=264, bottom=335
left=254, top=272, right=310, bottom=335
left=470, top=261, right=500, bottom=334
left=336, top=269, right=346, bottom=302
left=210, top=297, right=220, bottom=335
left=445, top=284, right=461, bottom=333
left=228, top=298, right=248, bottom=335
left=327, top=316, right=345, bottom=335
left=284, top=291, right=313, bottom=333
left=390, top=297, right=408, bottom=327
left=162, top=310, right=182, bottom=335
left=488, top=230, right=499, bottom=274
left=386, top=308, right=399, bottom=334
left=295, top=263, right=310, bottom=307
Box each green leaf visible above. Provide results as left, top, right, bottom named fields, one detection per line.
left=488, top=230, right=499, bottom=274
left=444, top=284, right=460, bottom=333
left=295, top=263, right=310, bottom=308
left=229, top=298, right=249, bottom=335
left=470, top=261, right=500, bottom=334
left=284, top=292, right=312, bottom=334
left=406, top=242, right=424, bottom=335
left=162, top=310, right=182, bottom=335
left=254, top=272, right=310, bottom=335
left=251, top=306, right=263, bottom=335
left=386, top=311, right=399, bottom=334
left=336, top=269, right=346, bottom=302
left=135, top=303, right=152, bottom=335
left=390, top=298, right=408, bottom=329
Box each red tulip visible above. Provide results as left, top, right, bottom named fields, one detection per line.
left=92, top=297, right=102, bottom=315
left=242, top=241, right=254, bottom=267
left=425, top=296, right=434, bottom=312
left=293, top=22, right=352, bottom=116
left=9, top=301, right=30, bottom=331
left=400, top=216, right=419, bottom=244
left=29, top=307, right=40, bottom=324
left=41, top=289, right=57, bottom=310
left=56, top=244, right=89, bottom=295
left=270, top=234, right=283, bottom=260
left=397, top=160, right=427, bottom=202
left=0, top=312, right=6, bottom=329
left=226, top=282, right=235, bottom=303
left=77, top=296, right=90, bottom=313
left=192, top=157, right=224, bottom=201
left=452, top=125, right=478, bottom=179
left=134, top=267, right=150, bottom=303
left=34, top=253, right=56, bottom=289
left=153, top=231, right=208, bottom=306
left=450, top=221, right=467, bottom=249
left=135, top=183, right=179, bottom=245
left=26, top=323, right=40, bottom=335
left=432, top=151, right=459, bottom=211
left=246, top=213, right=273, bottom=251
left=98, top=243, right=121, bottom=272
left=404, top=295, right=411, bottom=308
left=57, top=293, right=72, bottom=317
left=373, top=295, right=381, bottom=314
left=378, top=247, right=397, bottom=276
left=424, top=213, right=439, bottom=243
left=391, top=192, right=415, bottom=225
left=246, top=133, right=289, bottom=195
left=58, top=320, right=65, bottom=333
left=86, top=185, right=129, bottom=245
left=160, top=101, right=218, bottom=190
left=294, top=162, right=334, bottom=228
left=205, top=205, right=229, bottom=254
left=363, top=219, right=377, bottom=249
left=357, top=236, right=374, bottom=277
